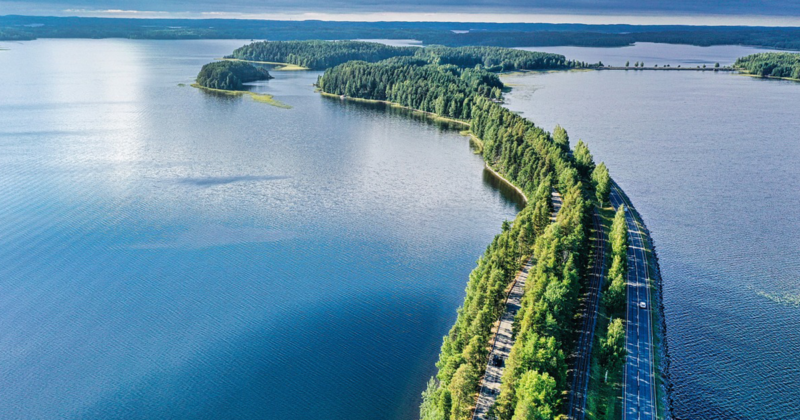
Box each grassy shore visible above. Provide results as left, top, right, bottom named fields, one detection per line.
left=583, top=205, right=623, bottom=420
left=191, top=83, right=292, bottom=108
left=736, top=70, right=800, bottom=83
left=220, top=58, right=309, bottom=71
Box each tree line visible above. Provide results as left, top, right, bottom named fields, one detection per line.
left=735, top=52, right=800, bottom=80
left=415, top=45, right=587, bottom=71
left=6, top=15, right=800, bottom=51
left=229, top=40, right=418, bottom=70
left=195, top=61, right=272, bottom=90
left=231, top=40, right=579, bottom=71
left=598, top=205, right=629, bottom=381
left=318, top=60, right=503, bottom=119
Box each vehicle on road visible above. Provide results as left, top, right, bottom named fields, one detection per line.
left=492, top=355, right=504, bottom=367
left=639, top=301, right=647, bottom=309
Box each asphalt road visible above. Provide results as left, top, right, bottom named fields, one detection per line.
left=610, top=185, right=657, bottom=420
left=566, top=209, right=607, bottom=420
left=471, top=190, right=563, bottom=420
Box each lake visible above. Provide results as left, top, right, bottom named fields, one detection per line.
left=503, top=43, right=800, bottom=420
left=0, top=39, right=521, bottom=419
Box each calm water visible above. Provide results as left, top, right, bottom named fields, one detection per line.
left=0, top=39, right=521, bottom=419
left=518, top=42, right=792, bottom=67
left=503, top=43, right=800, bottom=420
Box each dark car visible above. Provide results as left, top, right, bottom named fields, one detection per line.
left=492, top=355, right=504, bottom=367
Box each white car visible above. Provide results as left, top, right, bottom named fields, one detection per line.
left=639, top=301, right=647, bottom=309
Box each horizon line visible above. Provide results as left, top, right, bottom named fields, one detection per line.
left=4, top=11, right=800, bottom=27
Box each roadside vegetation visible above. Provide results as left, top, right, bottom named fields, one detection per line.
left=583, top=206, right=622, bottom=420
left=735, top=52, right=800, bottom=80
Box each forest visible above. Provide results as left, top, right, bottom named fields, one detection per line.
left=195, top=61, right=272, bottom=90
left=233, top=40, right=581, bottom=72
left=417, top=45, right=587, bottom=71
left=229, top=40, right=417, bottom=70
left=318, top=60, right=503, bottom=117
left=735, top=52, right=800, bottom=80
left=4, top=15, right=800, bottom=50
left=316, top=49, right=611, bottom=419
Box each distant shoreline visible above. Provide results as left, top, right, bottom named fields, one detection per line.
left=599, top=66, right=735, bottom=71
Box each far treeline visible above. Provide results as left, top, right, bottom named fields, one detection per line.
left=195, top=61, right=272, bottom=90
left=4, top=15, right=800, bottom=50
left=230, top=41, right=588, bottom=71
left=735, top=52, right=800, bottom=80
left=315, top=41, right=611, bottom=419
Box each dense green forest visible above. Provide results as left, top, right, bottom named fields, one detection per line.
left=316, top=47, right=609, bottom=419
left=735, top=52, right=800, bottom=79
left=417, top=45, right=586, bottom=71
left=229, top=40, right=417, bottom=69
left=5, top=15, right=800, bottom=50
left=231, top=40, right=581, bottom=71
left=195, top=61, right=272, bottom=90
left=319, top=61, right=503, bottom=117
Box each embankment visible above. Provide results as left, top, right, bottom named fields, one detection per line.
left=611, top=180, right=673, bottom=420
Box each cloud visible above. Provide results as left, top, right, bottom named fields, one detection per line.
left=6, top=0, right=800, bottom=19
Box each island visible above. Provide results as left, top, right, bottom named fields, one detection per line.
left=735, top=52, right=800, bottom=81
left=193, top=61, right=292, bottom=108
left=195, top=60, right=273, bottom=90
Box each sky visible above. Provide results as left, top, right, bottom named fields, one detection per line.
left=2, top=0, right=800, bottom=25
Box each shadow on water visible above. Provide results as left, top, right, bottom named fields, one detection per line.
left=481, top=168, right=526, bottom=212
left=323, top=95, right=527, bottom=211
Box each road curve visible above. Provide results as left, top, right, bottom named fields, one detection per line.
left=471, top=190, right=562, bottom=420
left=610, top=185, right=657, bottom=420
left=566, top=209, right=607, bottom=420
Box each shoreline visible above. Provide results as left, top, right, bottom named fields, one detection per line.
left=611, top=180, right=673, bottom=420
left=318, top=91, right=470, bottom=127
left=736, top=70, right=800, bottom=83
left=482, top=162, right=528, bottom=205
left=599, top=66, right=735, bottom=71
left=320, top=91, right=528, bottom=205
left=191, top=83, right=292, bottom=109
left=219, top=57, right=310, bottom=71
left=321, top=87, right=670, bottom=419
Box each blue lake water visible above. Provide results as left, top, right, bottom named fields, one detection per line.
left=503, top=43, right=800, bottom=420
left=0, top=39, right=521, bottom=419
left=2, top=38, right=798, bottom=420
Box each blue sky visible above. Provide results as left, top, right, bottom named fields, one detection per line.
left=2, top=0, right=800, bottom=24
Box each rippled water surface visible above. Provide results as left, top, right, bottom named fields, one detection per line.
left=503, top=43, right=800, bottom=420
left=0, top=39, right=522, bottom=419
